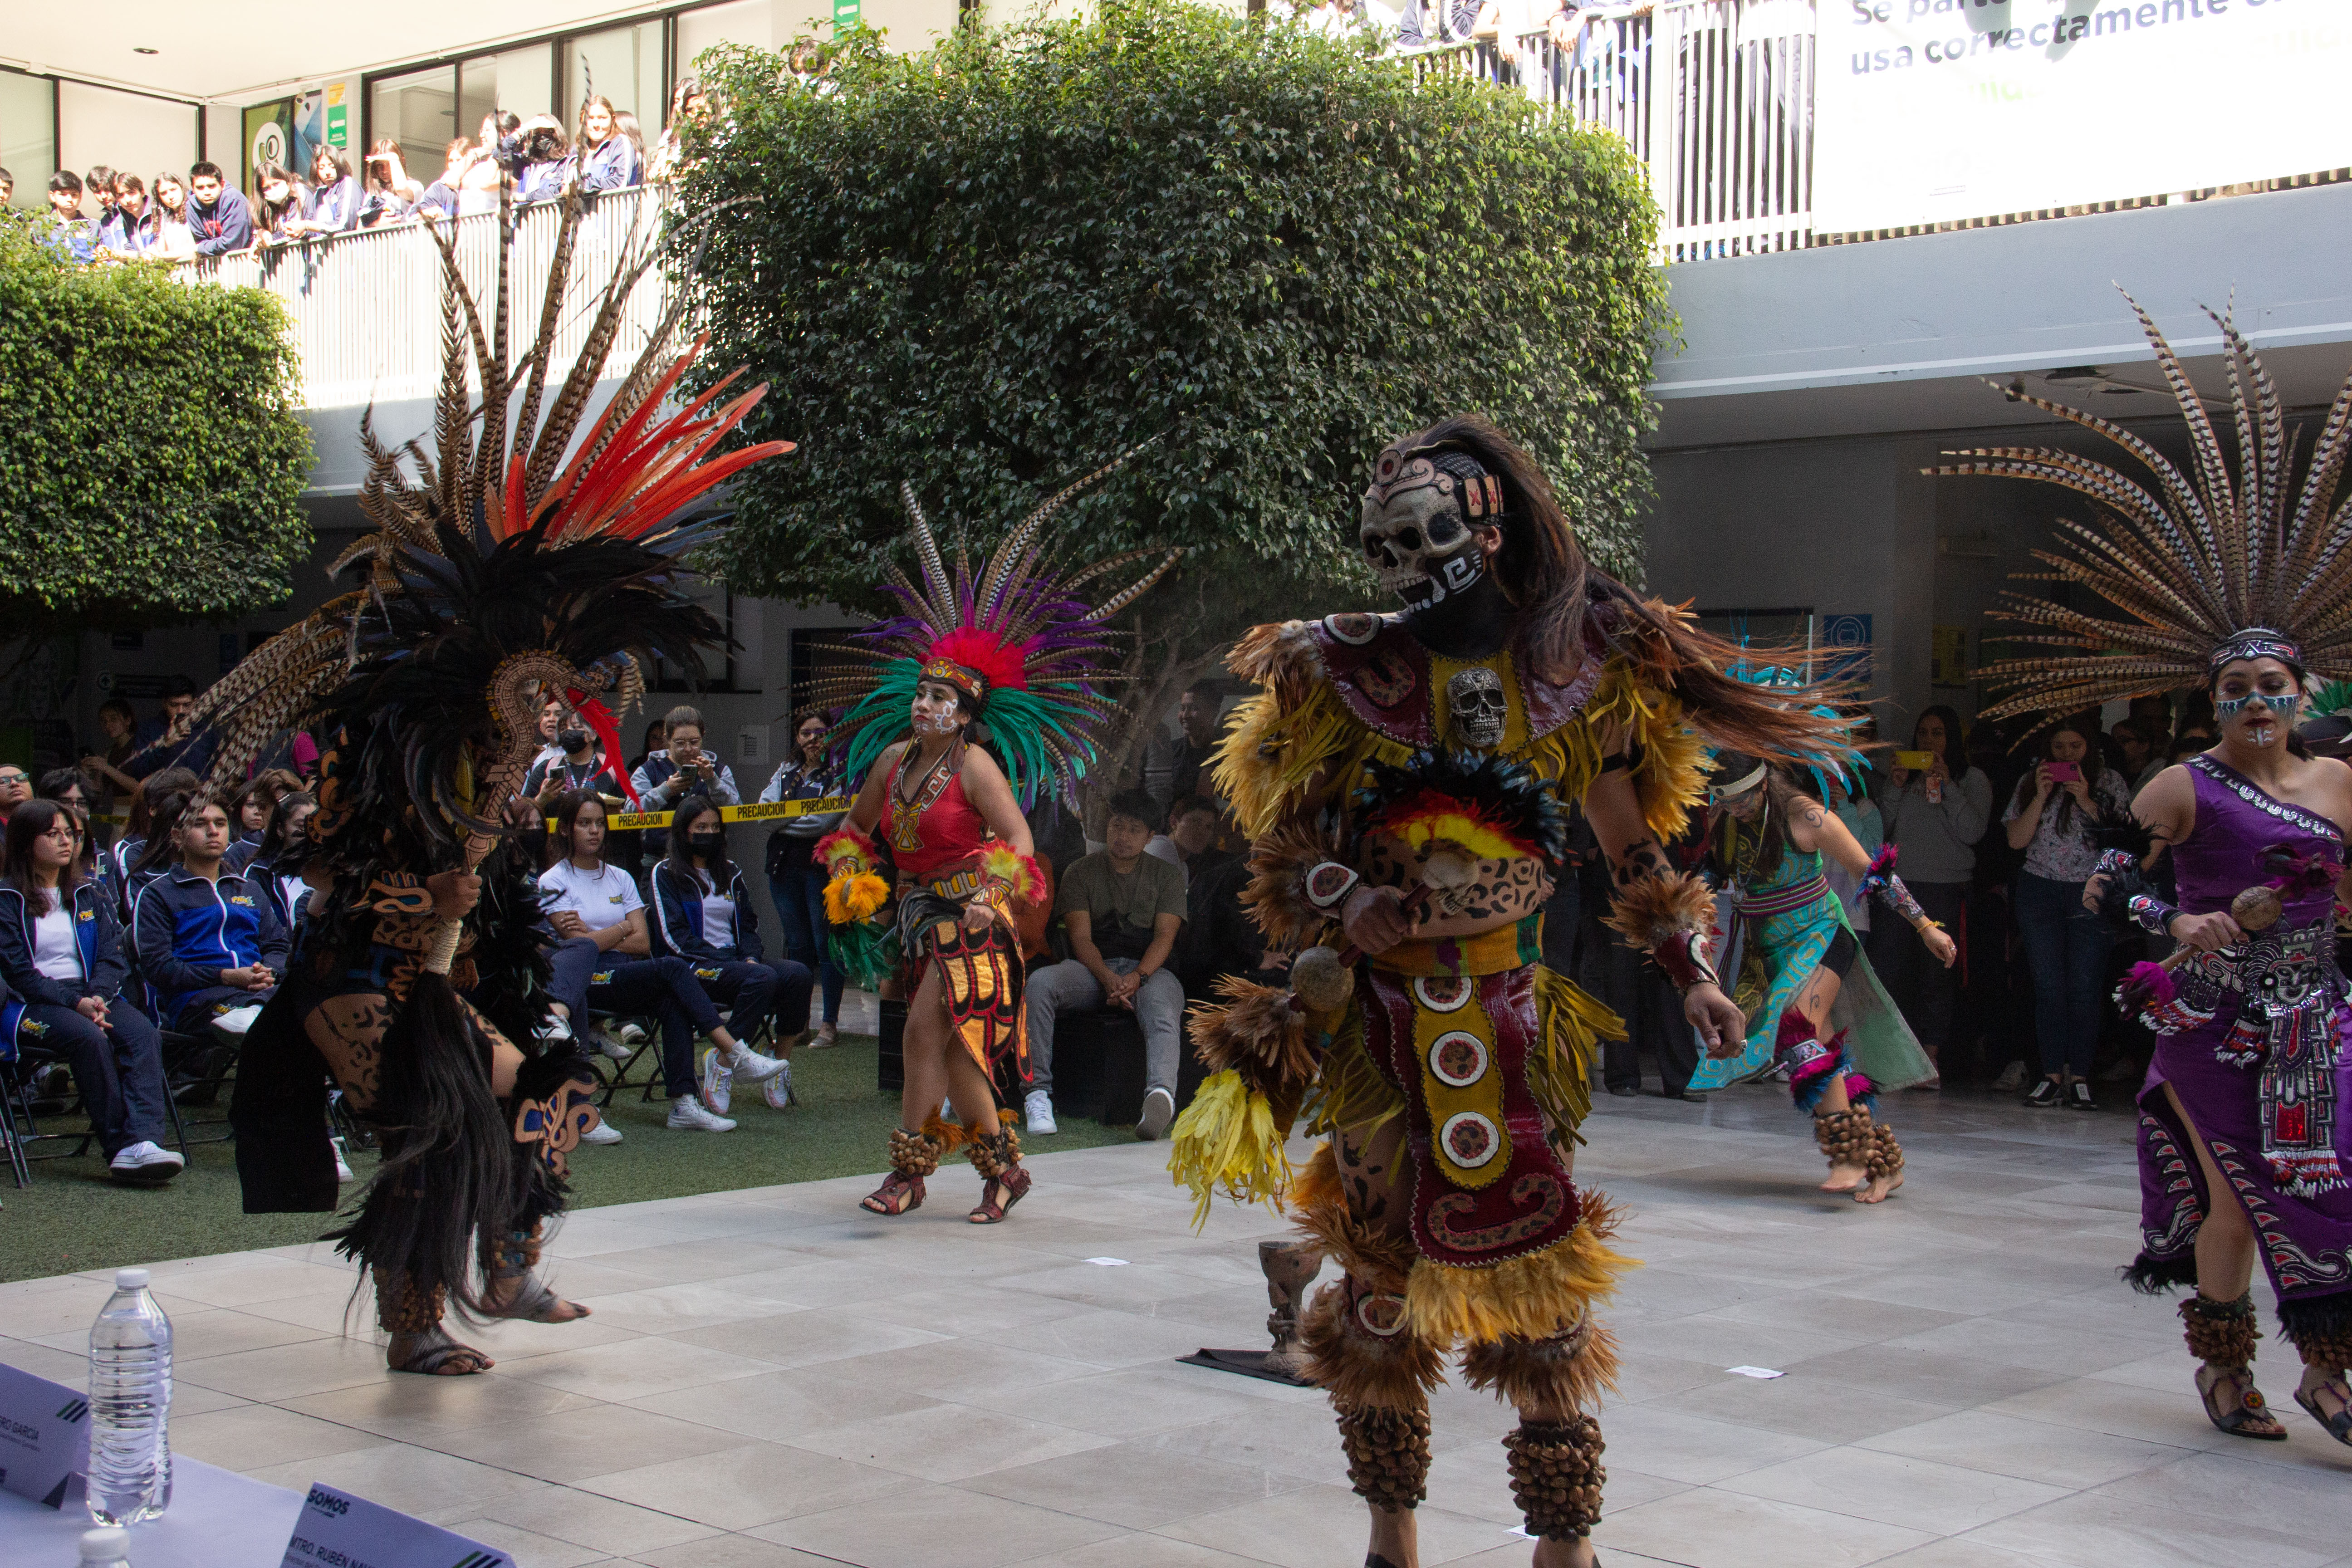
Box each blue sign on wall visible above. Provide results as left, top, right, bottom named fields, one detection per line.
left=1821, top=613, right=1872, bottom=685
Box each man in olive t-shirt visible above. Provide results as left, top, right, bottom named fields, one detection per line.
left=1022, top=789, right=1190, bottom=1140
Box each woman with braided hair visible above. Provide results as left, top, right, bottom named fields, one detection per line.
left=1700, top=751, right=1951, bottom=1204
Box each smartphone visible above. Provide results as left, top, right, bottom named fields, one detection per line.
left=2046, top=761, right=2082, bottom=783
left=1894, top=750, right=1936, bottom=771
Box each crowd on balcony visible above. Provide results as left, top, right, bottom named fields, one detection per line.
left=2, top=78, right=709, bottom=269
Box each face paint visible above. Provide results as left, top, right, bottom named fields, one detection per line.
left=2215, top=691, right=2303, bottom=723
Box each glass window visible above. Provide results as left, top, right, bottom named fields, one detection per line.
left=561, top=20, right=665, bottom=133
left=0, top=70, right=56, bottom=211
left=676, top=0, right=775, bottom=98
left=369, top=65, right=456, bottom=189
left=458, top=57, right=499, bottom=152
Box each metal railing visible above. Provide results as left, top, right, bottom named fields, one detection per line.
left=180, top=187, right=671, bottom=409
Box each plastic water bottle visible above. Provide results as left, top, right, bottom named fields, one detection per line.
left=86, top=1267, right=172, bottom=1526
left=78, top=1527, right=132, bottom=1567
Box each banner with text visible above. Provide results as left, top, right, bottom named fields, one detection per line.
left=1813, top=0, right=2352, bottom=234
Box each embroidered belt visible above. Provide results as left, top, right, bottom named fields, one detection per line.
left=1737, top=875, right=1831, bottom=920
left=924, top=868, right=986, bottom=901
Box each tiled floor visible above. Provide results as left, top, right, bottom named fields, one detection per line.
left=5, top=1083, right=2349, bottom=1567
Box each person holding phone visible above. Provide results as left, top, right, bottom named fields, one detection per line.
left=2002, top=721, right=2131, bottom=1109
left=1877, top=706, right=1991, bottom=1085
left=631, top=705, right=738, bottom=858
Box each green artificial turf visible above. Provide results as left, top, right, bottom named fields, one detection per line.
left=0, top=1035, right=1141, bottom=1284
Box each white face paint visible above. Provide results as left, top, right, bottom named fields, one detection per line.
left=1359, top=451, right=1497, bottom=612
left=910, top=679, right=965, bottom=736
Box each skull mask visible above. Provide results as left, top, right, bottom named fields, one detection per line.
left=1447, top=666, right=1508, bottom=750
left=1360, top=451, right=1496, bottom=611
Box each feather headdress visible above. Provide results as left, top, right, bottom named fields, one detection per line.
left=1935, top=292, right=2352, bottom=717
left=804, top=453, right=1180, bottom=806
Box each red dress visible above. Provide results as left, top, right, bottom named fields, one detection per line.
left=882, top=745, right=1029, bottom=1088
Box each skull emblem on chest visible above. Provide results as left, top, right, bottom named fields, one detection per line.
left=1360, top=452, right=1492, bottom=610
left=1446, top=666, right=1508, bottom=751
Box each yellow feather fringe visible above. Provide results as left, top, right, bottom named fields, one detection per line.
left=1531, top=965, right=1620, bottom=1143
left=1168, top=1070, right=1294, bottom=1230
left=977, top=843, right=1043, bottom=902
left=823, top=871, right=890, bottom=925
left=1402, top=1203, right=1640, bottom=1346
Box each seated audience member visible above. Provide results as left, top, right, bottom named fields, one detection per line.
left=293, top=146, right=361, bottom=235
left=631, top=706, right=737, bottom=857
left=124, top=678, right=218, bottom=780
left=35, top=769, right=103, bottom=886
left=536, top=791, right=784, bottom=1133
left=226, top=776, right=277, bottom=868
left=1021, top=789, right=1188, bottom=1141
left=251, top=161, right=305, bottom=245
left=0, top=764, right=31, bottom=816
left=145, top=173, right=199, bottom=261
left=574, top=95, right=643, bottom=194
left=0, top=801, right=182, bottom=1182
left=649, top=796, right=814, bottom=1110
left=1172, top=845, right=1275, bottom=1004
left=186, top=162, right=253, bottom=257
left=130, top=791, right=287, bottom=1037
left=112, top=768, right=201, bottom=908
left=1144, top=793, right=1234, bottom=885
left=245, top=791, right=316, bottom=930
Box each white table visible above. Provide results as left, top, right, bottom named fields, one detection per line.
left=0, top=1455, right=304, bottom=1566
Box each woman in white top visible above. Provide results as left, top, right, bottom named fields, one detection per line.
left=536, top=790, right=782, bottom=1132
left=0, top=800, right=181, bottom=1181
left=146, top=173, right=199, bottom=262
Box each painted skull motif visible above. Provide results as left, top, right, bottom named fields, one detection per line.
left=1360, top=451, right=1492, bottom=610
left=1446, top=666, right=1508, bottom=750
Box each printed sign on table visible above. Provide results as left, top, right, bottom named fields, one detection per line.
left=280, top=1482, right=514, bottom=1568
left=0, top=1361, right=90, bottom=1510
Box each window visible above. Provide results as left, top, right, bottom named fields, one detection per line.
left=369, top=64, right=456, bottom=185
left=561, top=21, right=665, bottom=133
left=0, top=70, right=55, bottom=211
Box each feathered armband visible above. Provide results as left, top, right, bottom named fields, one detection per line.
left=818, top=825, right=891, bottom=926
left=1857, top=845, right=1932, bottom=929
left=975, top=843, right=1044, bottom=911
left=1602, top=872, right=1719, bottom=994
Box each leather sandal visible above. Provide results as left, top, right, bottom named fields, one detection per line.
left=387, top=1325, right=493, bottom=1376
left=2293, top=1368, right=2352, bottom=1447
left=2196, top=1363, right=2287, bottom=1440
left=861, top=1170, right=925, bottom=1215
left=969, top=1161, right=1031, bottom=1223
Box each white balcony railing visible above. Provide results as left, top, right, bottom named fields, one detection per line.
left=183, top=186, right=670, bottom=409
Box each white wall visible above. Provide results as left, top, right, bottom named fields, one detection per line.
left=57, top=80, right=199, bottom=188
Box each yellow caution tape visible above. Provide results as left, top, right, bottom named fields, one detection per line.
left=544, top=794, right=850, bottom=833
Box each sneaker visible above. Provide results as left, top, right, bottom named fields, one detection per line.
left=763, top=1062, right=794, bottom=1111
left=2023, top=1077, right=2062, bottom=1109
left=666, top=1098, right=736, bottom=1132
left=699, top=1049, right=734, bottom=1113
left=1990, top=1061, right=2028, bottom=1093
left=1025, top=1088, right=1058, bottom=1136
left=579, top=1121, right=623, bottom=1145
left=590, top=1028, right=633, bottom=1061
left=331, top=1136, right=354, bottom=1182
left=719, top=1044, right=789, bottom=1084
left=109, top=1141, right=186, bottom=1183
left=538, top=1012, right=574, bottom=1043
left=210, top=1004, right=264, bottom=1038
left=812, top=1021, right=839, bottom=1049
left=617, top=1021, right=648, bottom=1046
left=2066, top=1080, right=2099, bottom=1112
left=1137, top=1085, right=1176, bottom=1142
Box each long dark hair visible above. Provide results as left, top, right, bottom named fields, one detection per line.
left=1704, top=751, right=1821, bottom=886
left=7, top=800, right=85, bottom=913
left=1913, top=705, right=1973, bottom=785
left=2009, top=721, right=2107, bottom=836
left=665, top=794, right=736, bottom=888
left=257, top=789, right=316, bottom=865
left=554, top=788, right=606, bottom=862
left=131, top=788, right=196, bottom=878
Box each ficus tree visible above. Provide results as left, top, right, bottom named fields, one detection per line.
left=681, top=0, right=1669, bottom=789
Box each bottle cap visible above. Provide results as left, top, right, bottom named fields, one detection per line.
left=79, top=1526, right=128, bottom=1561
left=113, top=1267, right=150, bottom=1290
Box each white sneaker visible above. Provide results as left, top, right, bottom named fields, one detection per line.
left=1025, top=1088, right=1058, bottom=1136
left=699, top=1049, right=734, bottom=1113
left=762, top=1062, right=794, bottom=1111
left=210, top=1004, right=263, bottom=1039
left=539, top=1013, right=574, bottom=1043
left=1991, top=1061, right=2027, bottom=1093
left=720, top=1044, right=788, bottom=1084
left=331, top=1136, right=354, bottom=1182
left=618, top=1022, right=648, bottom=1046
left=667, top=1098, right=735, bottom=1132
left=579, top=1121, right=623, bottom=1145
left=591, top=1028, right=633, bottom=1061
left=109, top=1141, right=186, bottom=1183
left=1137, top=1085, right=1176, bottom=1142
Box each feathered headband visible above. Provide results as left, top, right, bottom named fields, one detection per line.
left=1935, top=291, right=2352, bottom=719
left=805, top=452, right=1180, bottom=808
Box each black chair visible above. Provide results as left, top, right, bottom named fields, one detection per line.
left=159, top=1027, right=239, bottom=1145
left=1, top=1029, right=191, bottom=1188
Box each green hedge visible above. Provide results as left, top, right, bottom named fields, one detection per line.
left=682, top=0, right=1668, bottom=611
left=0, top=218, right=313, bottom=633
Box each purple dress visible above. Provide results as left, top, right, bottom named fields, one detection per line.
left=2132, top=756, right=2352, bottom=1336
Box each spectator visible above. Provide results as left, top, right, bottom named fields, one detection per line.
left=145, top=172, right=199, bottom=262
left=81, top=696, right=141, bottom=827
left=2002, top=720, right=2130, bottom=1111
left=124, top=677, right=218, bottom=780
left=631, top=705, right=736, bottom=855
left=251, top=161, right=305, bottom=245
left=112, top=768, right=200, bottom=903
left=1171, top=841, right=1275, bottom=1004
left=186, top=162, right=252, bottom=256
left=0, top=765, right=30, bottom=816
left=246, top=789, right=315, bottom=930
left=130, top=791, right=286, bottom=1038
left=36, top=769, right=103, bottom=885
left=0, top=168, right=12, bottom=204
left=2115, top=718, right=2167, bottom=791
left=1872, top=706, right=1988, bottom=1086
left=293, top=146, right=361, bottom=235
left=1147, top=681, right=1229, bottom=815
left=84, top=165, right=118, bottom=235
left=574, top=94, right=642, bottom=194
left=412, top=136, right=472, bottom=223
left=225, top=774, right=280, bottom=869
left=93, top=174, right=147, bottom=258
left=536, top=790, right=784, bottom=1132
left=357, top=137, right=421, bottom=229
left=628, top=717, right=666, bottom=782
left=610, top=111, right=649, bottom=179
left=651, top=795, right=814, bottom=1108
left=1145, top=794, right=1233, bottom=886
left=2128, top=691, right=2176, bottom=753
left=760, top=710, right=848, bottom=1048
left=524, top=709, right=624, bottom=812
left=0, top=801, right=182, bottom=1183
left=1021, top=788, right=1188, bottom=1141
left=41, top=171, right=94, bottom=264
left=647, top=79, right=707, bottom=183
left=510, top=116, right=573, bottom=205
left=247, top=726, right=319, bottom=782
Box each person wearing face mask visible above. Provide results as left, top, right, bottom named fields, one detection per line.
left=650, top=796, right=814, bottom=1112
left=525, top=710, right=626, bottom=811
left=760, top=710, right=848, bottom=1047
left=1946, top=312, right=2352, bottom=1452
